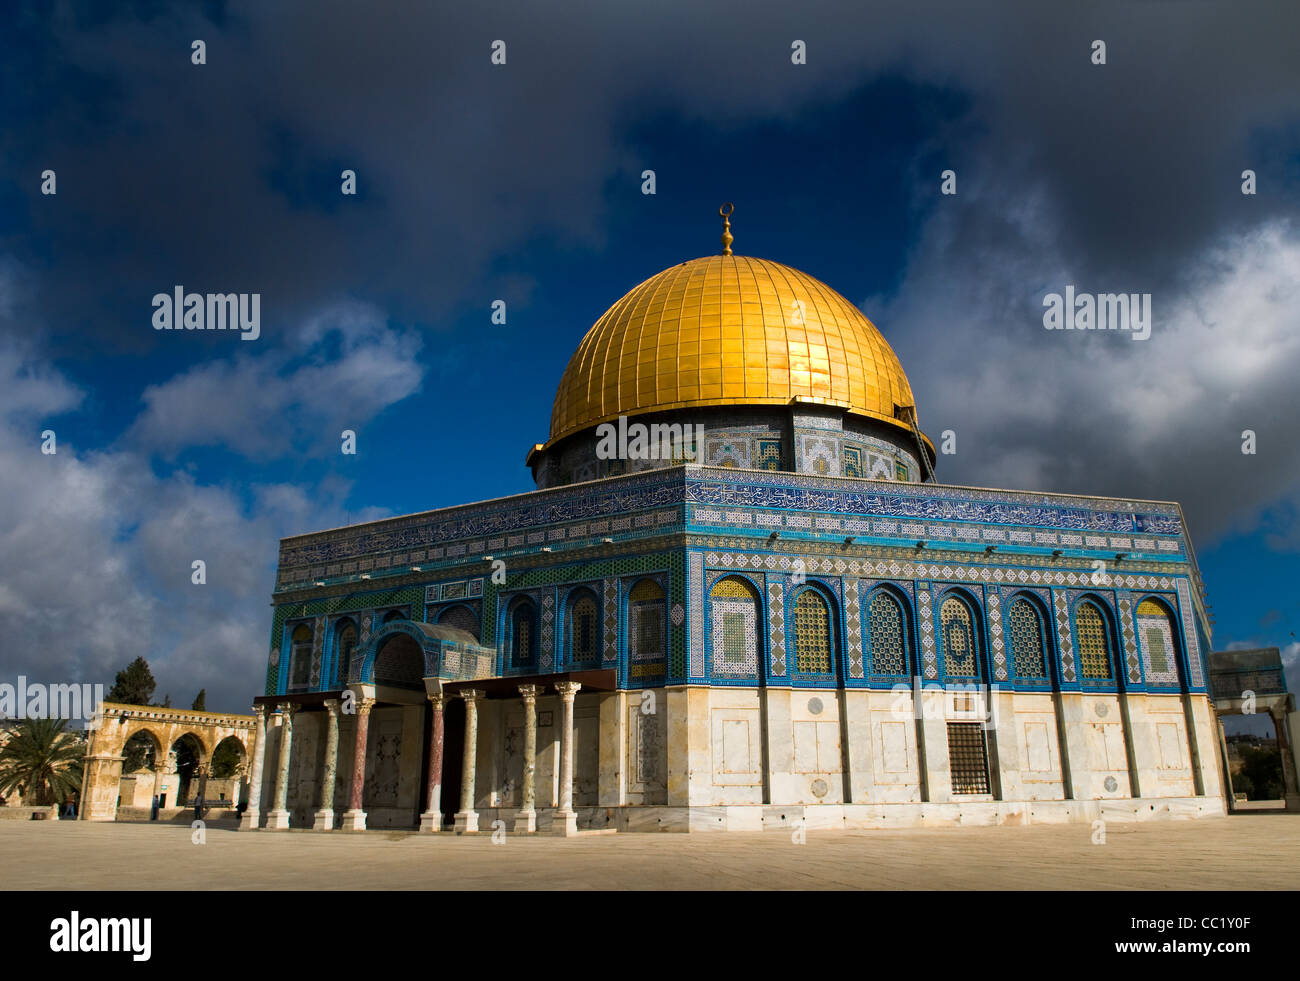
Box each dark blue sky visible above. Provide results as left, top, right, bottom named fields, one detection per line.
left=1, top=0, right=1297, bottom=715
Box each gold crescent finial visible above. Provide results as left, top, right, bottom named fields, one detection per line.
left=720, top=202, right=734, bottom=256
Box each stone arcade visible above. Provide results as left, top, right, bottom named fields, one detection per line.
left=243, top=216, right=1230, bottom=834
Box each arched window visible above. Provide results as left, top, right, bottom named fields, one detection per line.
left=628, top=580, right=666, bottom=676
left=289, top=624, right=312, bottom=691
left=508, top=599, right=537, bottom=670
left=1135, top=598, right=1180, bottom=685
left=1007, top=598, right=1047, bottom=680
left=709, top=576, right=760, bottom=677
left=568, top=591, right=600, bottom=665
left=867, top=590, right=908, bottom=676
left=940, top=596, right=978, bottom=677
left=335, top=619, right=357, bottom=687
left=1075, top=601, right=1113, bottom=680
left=793, top=588, right=833, bottom=675
left=437, top=605, right=479, bottom=641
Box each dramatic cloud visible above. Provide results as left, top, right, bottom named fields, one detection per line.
left=128, top=301, right=423, bottom=460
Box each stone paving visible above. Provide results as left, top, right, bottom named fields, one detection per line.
left=3, top=815, right=1296, bottom=890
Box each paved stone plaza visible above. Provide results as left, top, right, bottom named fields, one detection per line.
left=3, top=815, right=1296, bottom=890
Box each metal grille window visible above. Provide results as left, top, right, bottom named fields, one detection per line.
left=510, top=601, right=537, bottom=669
left=571, top=594, right=598, bottom=663
left=1136, top=599, right=1171, bottom=675
left=940, top=597, right=977, bottom=677
left=336, top=621, right=357, bottom=686
left=629, top=579, right=665, bottom=662
left=1075, top=602, right=1113, bottom=680
left=947, top=722, right=991, bottom=794
left=1008, top=599, right=1047, bottom=679
left=867, top=591, right=907, bottom=675
left=793, top=589, right=832, bottom=674
left=290, top=624, right=312, bottom=691
left=437, top=604, right=479, bottom=641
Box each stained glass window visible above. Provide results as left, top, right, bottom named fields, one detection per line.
left=867, top=591, right=907, bottom=675
left=1136, top=598, right=1178, bottom=682
left=1008, top=599, right=1047, bottom=679
left=1075, top=602, right=1113, bottom=680
left=570, top=593, right=598, bottom=663
left=940, top=597, right=977, bottom=676
left=794, top=589, right=833, bottom=674
left=709, top=576, right=759, bottom=676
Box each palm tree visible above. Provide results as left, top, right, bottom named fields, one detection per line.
left=0, top=719, right=85, bottom=806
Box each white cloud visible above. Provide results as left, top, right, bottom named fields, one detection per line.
left=128, top=300, right=423, bottom=460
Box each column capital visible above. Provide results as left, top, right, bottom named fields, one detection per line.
left=554, top=681, right=582, bottom=700
left=518, top=684, right=540, bottom=702
left=323, top=698, right=341, bottom=716
left=459, top=689, right=484, bottom=703
left=275, top=701, right=299, bottom=718
left=427, top=692, right=446, bottom=711
left=252, top=703, right=268, bottom=721
left=353, top=695, right=376, bottom=717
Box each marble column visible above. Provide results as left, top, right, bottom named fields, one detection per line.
left=453, top=689, right=483, bottom=833
left=341, top=696, right=374, bottom=831
left=1271, top=708, right=1300, bottom=812
left=553, top=681, right=582, bottom=836
left=419, top=693, right=446, bottom=833
left=517, top=685, right=539, bottom=833
left=313, top=699, right=341, bottom=831
left=266, top=702, right=297, bottom=830
left=239, top=704, right=269, bottom=830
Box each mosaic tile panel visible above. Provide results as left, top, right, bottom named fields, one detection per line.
left=603, top=578, right=619, bottom=663
left=918, top=586, right=936, bottom=680
left=540, top=591, right=555, bottom=672
left=1054, top=590, right=1076, bottom=683
left=1116, top=594, right=1142, bottom=683
left=987, top=592, right=1007, bottom=681
left=1175, top=579, right=1205, bottom=688
left=844, top=578, right=863, bottom=678
left=767, top=577, right=786, bottom=676
left=688, top=552, right=705, bottom=678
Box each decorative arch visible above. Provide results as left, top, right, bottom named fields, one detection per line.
left=354, top=620, right=441, bottom=684
left=505, top=595, right=539, bottom=671
left=709, top=575, right=762, bottom=680
left=382, top=609, right=406, bottom=624
left=1005, top=591, right=1051, bottom=682
left=937, top=589, right=983, bottom=680
left=288, top=623, right=313, bottom=692
left=790, top=582, right=838, bottom=678
left=1072, top=596, right=1117, bottom=682
left=1134, top=595, right=1182, bottom=686
left=564, top=586, right=601, bottom=667
left=333, top=617, right=358, bottom=688
left=627, top=578, right=666, bottom=679
left=864, top=584, right=911, bottom=677
left=437, top=604, right=480, bottom=642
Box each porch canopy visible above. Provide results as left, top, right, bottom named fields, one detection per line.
left=442, top=669, right=618, bottom=700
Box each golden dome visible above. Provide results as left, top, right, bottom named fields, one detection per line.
left=548, top=254, right=929, bottom=451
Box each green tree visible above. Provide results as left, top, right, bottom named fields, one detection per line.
left=0, top=719, right=85, bottom=806
left=160, top=693, right=171, bottom=709
left=209, top=739, right=242, bottom=778
left=107, top=657, right=157, bottom=706
left=191, top=689, right=206, bottom=712
left=1240, top=746, right=1283, bottom=800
